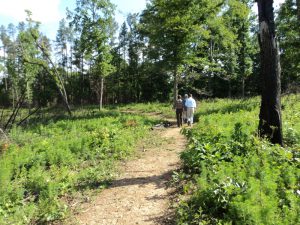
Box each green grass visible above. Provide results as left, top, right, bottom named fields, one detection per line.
left=116, top=102, right=175, bottom=118
left=0, top=96, right=299, bottom=224
left=176, top=94, right=300, bottom=225
left=0, top=108, right=159, bottom=224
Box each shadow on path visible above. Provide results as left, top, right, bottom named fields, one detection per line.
left=110, top=171, right=173, bottom=190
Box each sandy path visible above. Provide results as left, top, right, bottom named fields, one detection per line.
left=72, top=124, right=186, bottom=225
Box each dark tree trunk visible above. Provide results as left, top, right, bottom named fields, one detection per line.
left=257, top=0, right=283, bottom=146
left=99, top=77, right=104, bottom=110
left=228, top=80, right=232, bottom=98
left=241, top=77, right=245, bottom=98
left=173, top=67, right=178, bottom=106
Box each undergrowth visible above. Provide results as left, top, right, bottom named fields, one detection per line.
left=176, top=94, right=300, bottom=225
left=0, top=108, right=158, bottom=224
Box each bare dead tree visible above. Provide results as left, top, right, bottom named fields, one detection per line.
left=257, top=0, right=283, bottom=145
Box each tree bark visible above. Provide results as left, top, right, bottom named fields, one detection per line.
left=173, top=67, right=178, bottom=107
left=3, top=47, right=8, bottom=91
left=228, top=80, right=232, bottom=98
left=241, top=77, right=245, bottom=98
left=99, top=77, right=104, bottom=110
left=257, top=0, right=283, bottom=146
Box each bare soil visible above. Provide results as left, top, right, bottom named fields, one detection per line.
left=69, top=122, right=186, bottom=225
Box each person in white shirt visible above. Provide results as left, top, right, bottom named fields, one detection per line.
left=185, top=93, right=196, bottom=126
left=182, top=94, right=188, bottom=123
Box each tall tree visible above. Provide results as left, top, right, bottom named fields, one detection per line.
left=257, top=0, right=283, bottom=145
left=20, top=11, right=72, bottom=115
left=118, top=22, right=129, bottom=102
left=69, top=0, right=116, bottom=110
left=229, top=0, right=253, bottom=97
left=276, top=0, right=300, bottom=91
left=141, top=0, right=206, bottom=104
left=127, top=13, right=143, bottom=102
left=55, top=19, right=72, bottom=77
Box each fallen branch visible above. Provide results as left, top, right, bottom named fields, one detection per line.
left=4, top=92, right=26, bottom=131
left=17, top=106, right=41, bottom=126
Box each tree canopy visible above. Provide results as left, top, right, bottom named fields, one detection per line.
left=0, top=0, right=298, bottom=109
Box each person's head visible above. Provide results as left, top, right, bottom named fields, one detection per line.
left=188, top=93, right=192, bottom=98
left=178, top=95, right=182, bottom=99
left=184, top=94, right=188, bottom=99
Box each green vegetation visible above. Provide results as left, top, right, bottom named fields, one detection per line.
left=0, top=96, right=299, bottom=224
left=117, top=102, right=174, bottom=118
left=0, top=0, right=299, bottom=222
left=0, top=108, right=159, bottom=224
left=176, top=94, right=300, bottom=224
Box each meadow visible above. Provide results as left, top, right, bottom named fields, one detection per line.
left=0, top=105, right=170, bottom=224
left=0, top=95, right=299, bottom=224
left=176, top=94, right=300, bottom=224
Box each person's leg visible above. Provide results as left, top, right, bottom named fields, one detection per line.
left=179, top=110, right=183, bottom=126
left=190, top=108, right=195, bottom=124
left=176, top=110, right=180, bottom=127
left=186, top=108, right=192, bottom=126
left=183, top=110, right=187, bottom=123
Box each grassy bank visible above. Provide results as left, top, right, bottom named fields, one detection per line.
left=176, top=94, right=300, bottom=224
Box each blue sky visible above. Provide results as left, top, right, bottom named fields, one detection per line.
left=0, top=0, right=147, bottom=40
left=0, top=0, right=285, bottom=41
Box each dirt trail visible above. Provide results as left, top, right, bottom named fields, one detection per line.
left=72, top=123, right=187, bottom=225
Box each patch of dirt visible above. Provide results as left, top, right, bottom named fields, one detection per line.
left=68, top=122, right=187, bottom=225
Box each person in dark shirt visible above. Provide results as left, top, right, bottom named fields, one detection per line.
left=175, top=95, right=183, bottom=127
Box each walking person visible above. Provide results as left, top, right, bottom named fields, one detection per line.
left=182, top=94, right=188, bottom=123
left=175, top=95, right=183, bottom=127
left=185, top=93, right=196, bottom=126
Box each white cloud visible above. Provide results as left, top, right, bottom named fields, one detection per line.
left=0, top=0, right=62, bottom=24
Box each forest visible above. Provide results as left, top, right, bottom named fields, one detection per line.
left=0, top=0, right=299, bottom=224
left=0, top=0, right=298, bottom=111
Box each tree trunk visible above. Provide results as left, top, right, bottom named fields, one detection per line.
left=257, top=0, right=283, bottom=146
left=240, top=27, right=246, bottom=98
left=228, top=80, right=232, bottom=98
left=241, top=77, right=245, bottom=98
left=99, top=77, right=104, bottom=110
left=3, top=47, right=8, bottom=91
left=81, top=55, right=84, bottom=106
left=173, top=67, right=178, bottom=107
